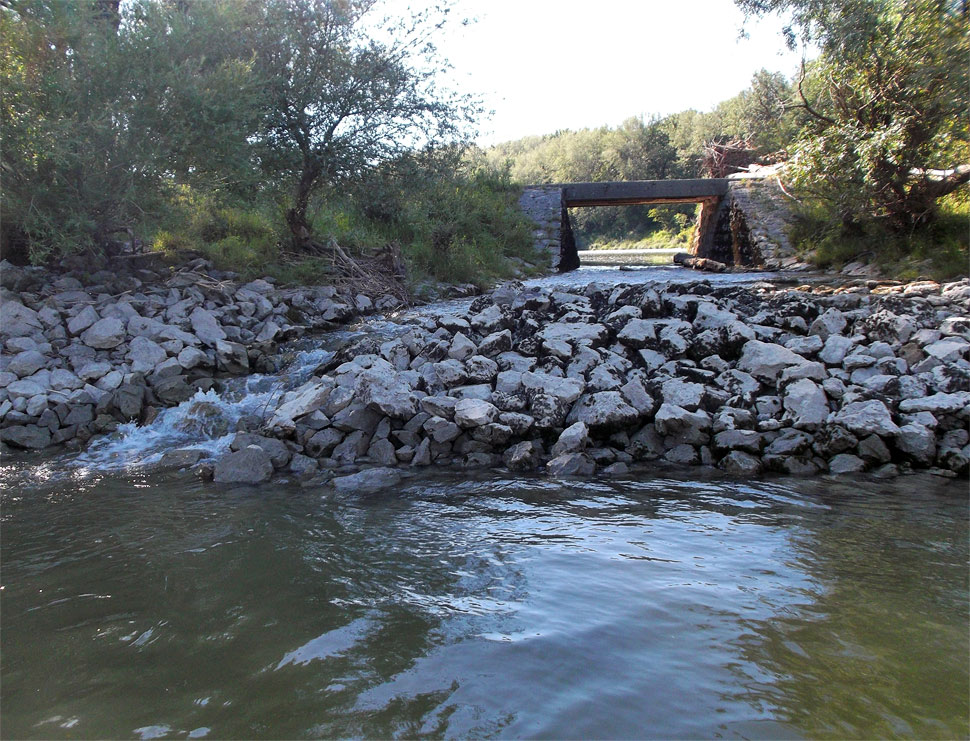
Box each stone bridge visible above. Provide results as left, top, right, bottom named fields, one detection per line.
left=519, top=169, right=800, bottom=271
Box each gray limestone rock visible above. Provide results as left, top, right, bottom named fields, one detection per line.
left=546, top=452, right=595, bottom=476
left=81, top=317, right=126, bottom=349
left=568, top=391, right=639, bottom=431
left=719, top=450, right=763, bottom=475
left=190, top=307, right=227, bottom=346
left=551, top=421, right=590, bottom=457
left=654, top=403, right=711, bottom=446
left=454, top=398, right=499, bottom=428
left=0, top=424, right=51, bottom=449
left=737, top=340, right=806, bottom=382
left=783, top=379, right=829, bottom=430
left=828, top=454, right=866, bottom=474
left=830, top=399, right=900, bottom=437
left=213, top=446, right=274, bottom=484
left=8, top=350, right=46, bottom=378
left=333, top=467, right=402, bottom=493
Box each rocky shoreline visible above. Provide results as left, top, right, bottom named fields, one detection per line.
left=0, top=258, right=412, bottom=452
left=2, top=259, right=968, bottom=485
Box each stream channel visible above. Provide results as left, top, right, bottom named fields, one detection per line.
left=2, top=265, right=968, bottom=739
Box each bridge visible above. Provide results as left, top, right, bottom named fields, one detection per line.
left=519, top=173, right=797, bottom=271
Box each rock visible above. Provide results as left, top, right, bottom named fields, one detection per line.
left=546, top=452, right=595, bottom=476
left=127, top=336, right=167, bottom=374
left=465, top=355, right=498, bottom=384
left=332, top=467, right=402, bottom=493
left=67, top=305, right=101, bottom=335
left=568, top=392, right=639, bottom=431
left=783, top=379, right=829, bottom=430
left=857, top=435, right=891, bottom=463
left=421, top=395, right=458, bottom=420
left=423, top=415, right=462, bottom=443
left=504, top=440, right=543, bottom=471
left=830, top=399, right=900, bottom=437
left=8, top=350, right=46, bottom=377
left=719, top=450, right=762, bottom=475
left=355, top=366, right=418, bottom=420
left=895, top=423, right=936, bottom=464
left=619, top=376, right=655, bottom=417
left=0, top=300, right=43, bottom=338
left=818, top=335, right=855, bottom=366
left=288, top=453, right=319, bottom=477
left=664, top=443, right=699, bottom=465
left=177, top=346, right=209, bottom=370
left=660, top=379, right=705, bottom=411
left=477, top=329, right=513, bottom=357
left=50, top=368, right=83, bottom=391
left=158, top=448, right=206, bottom=470
left=448, top=332, right=477, bottom=361
left=0, top=424, right=51, bottom=449
left=433, top=359, right=466, bottom=388
left=454, top=398, right=499, bottom=428
left=737, top=340, right=806, bottom=382
left=898, top=392, right=970, bottom=416
left=521, top=372, right=584, bottom=404
left=828, top=454, right=866, bottom=474
left=809, top=308, right=847, bottom=339
left=230, top=433, right=291, bottom=469
left=81, top=317, right=126, bottom=349
left=538, top=322, right=608, bottom=347
left=190, top=307, right=227, bottom=346
left=215, top=340, right=249, bottom=374
left=654, top=403, right=711, bottom=445
left=6, top=378, right=46, bottom=400
left=551, top=421, right=590, bottom=457
left=305, top=427, right=344, bottom=457
left=152, top=376, right=194, bottom=406
left=713, top=429, right=763, bottom=455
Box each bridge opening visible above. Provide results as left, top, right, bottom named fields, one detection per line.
left=568, top=203, right=698, bottom=268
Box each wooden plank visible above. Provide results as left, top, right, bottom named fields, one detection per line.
left=562, top=179, right=729, bottom=207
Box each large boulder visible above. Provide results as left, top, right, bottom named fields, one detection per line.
left=737, top=340, right=805, bottom=382
left=567, top=392, right=639, bottom=431
left=333, top=467, right=402, bottom=494
left=190, top=307, right=227, bottom=346
left=213, top=446, right=274, bottom=484
left=783, top=379, right=829, bottom=430
left=829, top=399, right=900, bottom=437
left=454, top=398, right=499, bottom=428
left=355, top=365, right=418, bottom=420
left=0, top=301, right=43, bottom=338
left=8, top=350, right=46, bottom=378
left=81, top=317, right=126, bottom=349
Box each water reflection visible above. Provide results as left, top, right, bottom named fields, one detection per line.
left=1, top=469, right=966, bottom=738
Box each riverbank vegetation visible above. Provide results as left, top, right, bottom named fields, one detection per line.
left=0, top=0, right=538, bottom=289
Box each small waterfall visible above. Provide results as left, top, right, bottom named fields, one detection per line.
left=74, top=347, right=336, bottom=473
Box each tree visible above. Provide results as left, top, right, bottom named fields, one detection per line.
left=252, top=0, right=478, bottom=252
left=0, top=0, right=262, bottom=261
left=736, top=0, right=970, bottom=229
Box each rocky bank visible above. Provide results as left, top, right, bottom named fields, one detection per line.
left=0, top=258, right=406, bottom=452
left=2, top=260, right=969, bottom=484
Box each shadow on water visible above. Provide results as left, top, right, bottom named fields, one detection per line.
left=1, top=466, right=967, bottom=738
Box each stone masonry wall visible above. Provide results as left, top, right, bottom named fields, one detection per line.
left=725, top=167, right=805, bottom=269
left=519, top=186, right=564, bottom=270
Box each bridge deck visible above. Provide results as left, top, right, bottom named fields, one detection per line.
left=562, top=179, right=729, bottom=207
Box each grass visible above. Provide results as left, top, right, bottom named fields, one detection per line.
left=790, top=190, right=969, bottom=281
left=148, top=167, right=545, bottom=290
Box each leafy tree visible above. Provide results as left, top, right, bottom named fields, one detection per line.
left=737, top=0, right=970, bottom=228
left=0, top=0, right=261, bottom=261
left=251, top=0, right=479, bottom=252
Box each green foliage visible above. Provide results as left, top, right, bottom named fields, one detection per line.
left=738, top=0, right=970, bottom=229
left=791, top=190, right=969, bottom=280
left=0, top=0, right=262, bottom=263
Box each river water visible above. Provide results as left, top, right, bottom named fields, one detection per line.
left=1, top=266, right=968, bottom=739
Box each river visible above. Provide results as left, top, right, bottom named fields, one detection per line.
left=1, top=266, right=967, bottom=739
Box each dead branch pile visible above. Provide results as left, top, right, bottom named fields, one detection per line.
left=284, top=238, right=411, bottom=308
left=702, top=140, right=758, bottom=178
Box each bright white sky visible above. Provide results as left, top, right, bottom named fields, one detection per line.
left=429, top=0, right=807, bottom=145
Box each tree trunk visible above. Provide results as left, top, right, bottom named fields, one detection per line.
left=287, top=163, right=321, bottom=252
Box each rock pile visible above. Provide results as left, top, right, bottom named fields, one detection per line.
left=228, top=276, right=970, bottom=483
left=0, top=258, right=400, bottom=450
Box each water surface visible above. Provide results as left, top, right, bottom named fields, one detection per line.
left=2, top=466, right=966, bottom=739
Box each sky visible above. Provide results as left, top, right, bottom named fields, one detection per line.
left=430, top=0, right=808, bottom=145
